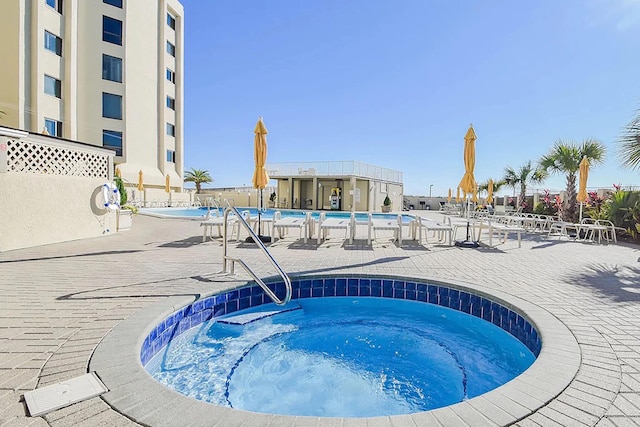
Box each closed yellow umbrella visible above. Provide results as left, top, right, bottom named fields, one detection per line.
left=251, top=117, right=270, bottom=242
left=456, top=187, right=461, bottom=203
left=252, top=117, right=269, bottom=190
left=115, top=167, right=121, bottom=178
left=577, top=156, right=589, bottom=221
left=137, top=170, right=144, bottom=191
left=458, top=124, right=477, bottom=194
left=447, top=188, right=452, bottom=203
left=577, top=156, right=589, bottom=203
left=472, top=185, right=479, bottom=204
left=165, top=174, right=170, bottom=193
left=487, top=179, right=494, bottom=205
left=456, top=124, right=479, bottom=248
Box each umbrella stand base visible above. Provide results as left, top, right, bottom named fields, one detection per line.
left=454, top=239, right=480, bottom=248
left=245, top=235, right=272, bottom=244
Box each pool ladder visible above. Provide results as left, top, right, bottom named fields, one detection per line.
left=221, top=205, right=292, bottom=306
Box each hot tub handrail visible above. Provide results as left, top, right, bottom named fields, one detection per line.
left=222, top=205, right=292, bottom=306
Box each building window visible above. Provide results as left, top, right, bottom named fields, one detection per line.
left=103, top=130, right=123, bottom=156
left=102, top=92, right=122, bottom=119
left=44, top=75, right=61, bottom=98
left=166, top=123, right=175, bottom=137
left=166, top=41, right=175, bottom=57
left=103, top=0, right=123, bottom=8
left=102, top=54, right=122, bottom=82
left=44, top=118, right=62, bottom=137
left=166, top=96, right=175, bottom=110
left=166, top=149, right=175, bottom=163
left=44, top=31, right=62, bottom=56
left=103, top=16, right=122, bottom=45
left=166, top=68, right=175, bottom=83
left=167, top=13, right=176, bottom=29
left=46, top=0, right=63, bottom=14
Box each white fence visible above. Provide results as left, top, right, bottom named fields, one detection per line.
left=0, top=127, right=115, bottom=252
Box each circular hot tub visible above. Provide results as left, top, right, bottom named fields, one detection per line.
left=91, top=274, right=579, bottom=426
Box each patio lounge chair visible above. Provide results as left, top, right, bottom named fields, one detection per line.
left=273, top=211, right=313, bottom=244
left=368, top=213, right=402, bottom=245
left=547, top=220, right=581, bottom=240
left=476, top=217, right=525, bottom=248
left=200, top=210, right=237, bottom=242
left=596, top=219, right=617, bottom=244
left=412, top=216, right=453, bottom=245
left=577, top=218, right=610, bottom=244
left=318, top=212, right=354, bottom=244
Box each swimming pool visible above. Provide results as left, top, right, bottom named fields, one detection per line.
left=91, top=274, right=581, bottom=426
left=140, top=207, right=414, bottom=224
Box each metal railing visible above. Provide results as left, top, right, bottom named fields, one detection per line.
left=222, top=206, right=292, bottom=306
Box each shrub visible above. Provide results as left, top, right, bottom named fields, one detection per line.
left=534, top=190, right=560, bottom=216
left=121, top=204, right=138, bottom=215
left=269, top=192, right=277, bottom=202
left=383, top=195, right=392, bottom=206
left=114, top=176, right=128, bottom=206
left=606, top=188, right=640, bottom=238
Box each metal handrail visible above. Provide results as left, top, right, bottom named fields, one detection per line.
left=222, top=206, right=291, bottom=306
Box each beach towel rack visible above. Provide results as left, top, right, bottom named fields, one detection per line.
left=221, top=206, right=292, bottom=306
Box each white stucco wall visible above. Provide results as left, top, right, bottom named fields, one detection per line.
left=0, top=173, right=111, bottom=252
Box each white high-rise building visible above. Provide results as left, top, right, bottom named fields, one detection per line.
left=0, top=0, right=185, bottom=190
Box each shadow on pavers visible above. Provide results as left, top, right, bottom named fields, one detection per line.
left=567, top=263, right=640, bottom=303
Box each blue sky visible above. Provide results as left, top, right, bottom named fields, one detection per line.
left=181, top=0, right=640, bottom=197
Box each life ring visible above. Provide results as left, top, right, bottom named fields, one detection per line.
left=102, top=182, right=121, bottom=211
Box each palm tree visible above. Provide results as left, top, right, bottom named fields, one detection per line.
left=540, top=139, right=606, bottom=222
left=502, top=161, right=547, bottom=209
left=618, top=108, right=640, bottom=170
left=183, top=168, right=212, bottom=193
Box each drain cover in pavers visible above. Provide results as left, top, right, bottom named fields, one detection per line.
left=24, top=372, right=108, bottom=417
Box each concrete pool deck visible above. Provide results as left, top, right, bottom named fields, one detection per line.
left=1, top=211, right=640, bottom=426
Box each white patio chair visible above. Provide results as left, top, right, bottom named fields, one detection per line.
left=200, top=210, right=238, bottom=242
left=273, top=211, right=312, bottom=244
left=446, top=216, right=477, bottom=241
left=368, top=213, right=402, bottom=245
left=412, top=216, right=452, bottom=245
left=476, top=218, right=525, bottom=248
left=595, top=220, right=617, bottom=244
left=577, top=218, right=609, bottom=244
left=319, top=212, right=354, bottom=244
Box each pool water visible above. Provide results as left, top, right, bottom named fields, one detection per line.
left=146, top=297, right=535, bottom=417
left=140, top=207, right=414, bottom=224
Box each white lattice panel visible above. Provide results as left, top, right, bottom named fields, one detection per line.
left=6, top=139, right=109, bottom=178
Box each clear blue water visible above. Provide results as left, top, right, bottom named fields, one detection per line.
left=146, top=298, right=535, bottom=417
left=140, top=207, right=414, bottom=224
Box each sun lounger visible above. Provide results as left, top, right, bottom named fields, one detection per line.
left=318, top=212, right=354, bottom=244
left=596, top=220, right=617, bottom=244
left=548, top=220, right=581, bottom=240
left=446, top=216, right=478, bottom=241
left=412, top=216, right=453, bottom=245
left=200, top=210, right=237, bottom=242
left=368, top=213, right=402, bottom=245
left=273, top=211, right=313, bottom=243
left=477, top=218, right=525, bottom=248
